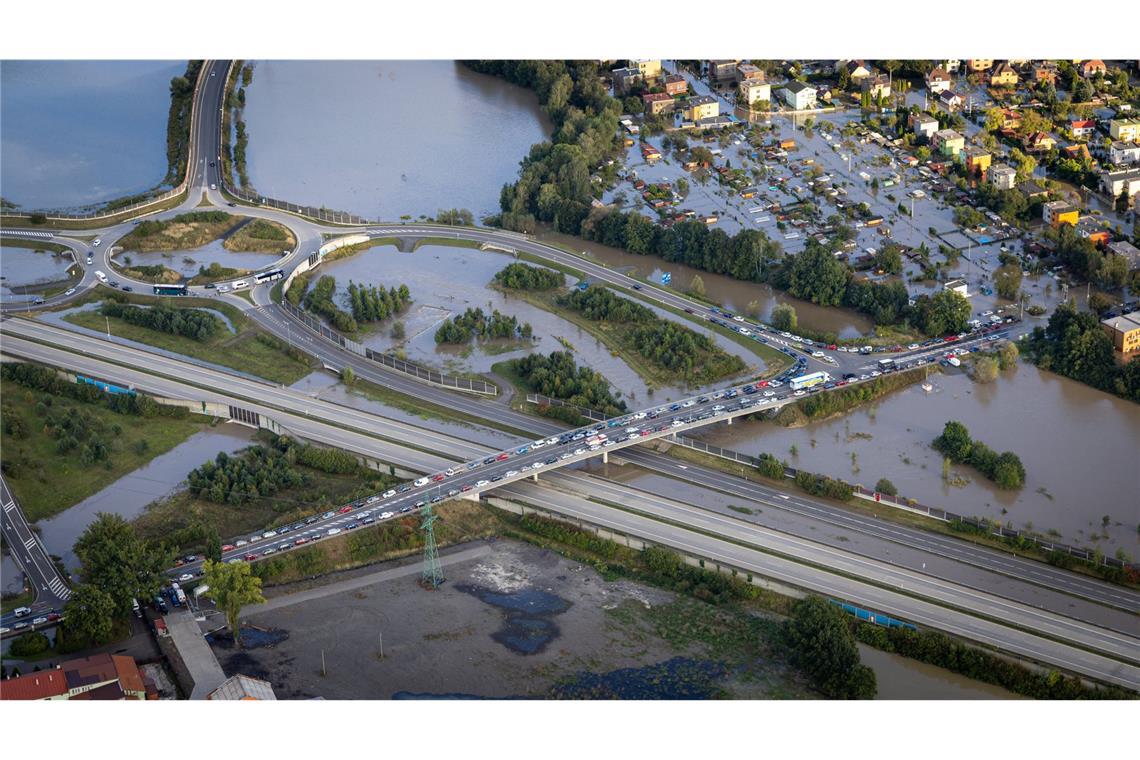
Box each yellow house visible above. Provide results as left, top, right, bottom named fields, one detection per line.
left=990, top=63, right=1019, bottom=87
left=1101, top=314, right=1140, bottom=354
left=1043, top=200, right=1079, bottom=227
left=967, top=59, right=993, bottom=72
left=633, top=59, right=662, bottom=81
left=1109, top=118, right=1140, bottom=142
left=684, top=95, right=719, bottom=121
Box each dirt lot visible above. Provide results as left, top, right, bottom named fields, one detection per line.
left=214, top=539, right=806, bottom=699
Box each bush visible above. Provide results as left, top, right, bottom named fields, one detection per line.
left=932, top=420, right=1024, bottom=489
left=783, top=596, right=876, bottom=698
left=794, top=470, right=853, bottom=501
left=493, top=263, right=564, bottom=290
left=9, top=631, right=51, bottom=658
left=874, top=478, right=898, bottom=496
left=755, top=452, right=787, bottom=480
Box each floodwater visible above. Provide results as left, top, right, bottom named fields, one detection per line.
left=859, top=644, right=1020, bottom=700
left=541, top=230, right=875, bottom=340
left=1, top=60, right=183, bottom=209
left=241, top=61, right=552, bottom=221
left=300, top=242, right=697, bottom=404
left=112, top=238, right=282, bottom=278
left=1, top=554, right=25, bottom=595
left=0, top=246, right=76, bottom=298
left=37, top=425, right=256, bottom=570
left=693, top=364, right=1140, bottom=549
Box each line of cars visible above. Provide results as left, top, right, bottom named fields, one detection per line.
left=1, top=607, right=62, bottom=636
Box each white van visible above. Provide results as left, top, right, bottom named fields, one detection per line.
left=230, top=279, right=248, bottom=290
left=94, top=270, right=108, bottom=283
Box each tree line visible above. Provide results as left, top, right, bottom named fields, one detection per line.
left=1, top=363, right=188, bottom=421
left=932, top=420, right=1026, bottom=489
left=165, top=61, right=204, bottom=185
left=493, top=262, right=565, bottom=291
left=187, top=446, right=307, bottom=507
left=346, top=280, right=410, bottom=323
left=303, top=275, right=357, bottom=333
left=506, top=350, right=627, bottom=417
left=1021, top=302, right=1140, bottom=402
left=100, top=301, right=222, bottom=342
left=435, top=306, right=532, bottom=344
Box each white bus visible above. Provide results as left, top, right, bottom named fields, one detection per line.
left=789, top=371, right=830, bottom=391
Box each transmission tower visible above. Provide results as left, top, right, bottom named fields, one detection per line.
left=419, top=503, right=443, bottom=589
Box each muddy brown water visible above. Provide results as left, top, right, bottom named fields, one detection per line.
left=692, top=364, right=1140, bottom=549
left=859, top=644, right=1021, bottom=699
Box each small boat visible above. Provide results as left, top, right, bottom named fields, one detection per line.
left=921, top=382, right=933, bottom=393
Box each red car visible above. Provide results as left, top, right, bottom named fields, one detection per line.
left=244, top=554, right=259, bottom=561
left=222, top=544, right=235, bottom=552
left=757, top=380, right=769, bottom=387
left=827, top=344, right=837, bottom=351
left=496, top=452, right=510, bottom=461
left=431, top=473, right=445, bottom=482
left=47, top=613, right=61, bottom=622
left=295, top=537, right=309, bottom=546
left=461, top=484, right=473, bottom=492
left=338, top=505, right=353, bottom=514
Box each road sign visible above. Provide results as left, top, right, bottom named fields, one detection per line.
left=661, top=272, right=672, bottom=285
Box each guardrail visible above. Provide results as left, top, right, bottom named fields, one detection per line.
left=523, top=392, right=1134, bottom=572
left=278, top=300, right=497, bottom=396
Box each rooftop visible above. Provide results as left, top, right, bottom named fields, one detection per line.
left=784, top=80, right=815, bottom=95
left=1101, top=314, right=1140, bottom=332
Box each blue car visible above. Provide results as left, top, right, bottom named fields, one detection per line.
left=516, top=446, right=530, bottom=455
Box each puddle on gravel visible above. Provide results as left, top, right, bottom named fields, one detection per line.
left=454, top=583, right=571, bottom=655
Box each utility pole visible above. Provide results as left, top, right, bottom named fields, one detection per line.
left=419, top=504, right=443, bottom=589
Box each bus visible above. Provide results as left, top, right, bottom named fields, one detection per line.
left=878, top=358, right=895, bottom=369
left=254, top=268, right=285, bottom=284
left=789, top=371, right=830, bottom=391
left=153, top=284, right=188, bottom=296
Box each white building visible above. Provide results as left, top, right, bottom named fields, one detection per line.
left=989, top=163, right=1017, bottom=190
left=1109, top=141, right=1140, bottom=166
left=944, top=279, right=969, bottom=297
left=740, top=80, right=771, bottom=106
left=782, top=81, right=817, bottom=110
left=1101, top=167, right=1140, bottom=199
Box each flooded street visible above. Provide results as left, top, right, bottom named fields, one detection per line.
left=0, top=245, right=76, bottom=299
left=1, top=60, right=183, bottom=209
left=692, top=364, right=1140, bottom=549
left=241, top=61, right=552, bottom=221
left=38, top=425, right=256, bottom=570
left=113, top=238, right=282, bottom=277
left=859, top=644, right=1020, bottom=699
left=303, top=242, right=690, bottom=403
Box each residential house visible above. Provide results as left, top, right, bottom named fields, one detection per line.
left=967, top=59, right=994, bottom=72
left=736, top=63, right=764, bottom=82
left=642, top=92, right=675, bottom=116
left=1022, top=131, right=1056, bottom=153
left=1076, top=217, right=1111, bottom=248
left=1034, top=64, right=1059, bottom=85
left=989, top=163, right=1017, bottom=190
left=961, top=146, right=992, bottom=178
left=1043, top=200, right=1079, bottom=227
left=990, top=62, right=1019, bottom=87
left=941, top=59, right=962, bottom=74
left=208, top=674, right=277, bottom=700
left=863, top=74, right=891, bottom=100
left=1069, top=119, right=1097, bottom=139
left=782, top=81, right=817, bottom=110
left=740, top=80, right=771, bottom=107
left=684, top=95, right=719, bottom=121
left=1109, top=118, right=1140, bottom=142
left=1019, top=180, right=1049, bottom=202
left=1100, top=167, right=1140, bottom=199
left=708, top=60, right=740, bottom=82
left=925, top=67, right=953, bottom=93
left=0, top=654, right=153, bottom=701
left=1081, top=59, right=1107, bottom=78
left=1111, top=141, right=1140, bottom=165
left=845, top=60, right=872, bottom=82
left=611, top=66, right=643, bottom=95
left=633, top=59, right=662, bottom=82
left=1100, top=313, right=1140, bottom=354
left=912, top=114, right=940, bottom=141
left=1108, top=240, right=1140, bottom=271
left=1062, top=144, right=1091, bottom=163
left=944, top=279, right=969, bottom=296
left=939, top=90, right=963, bottom=111
left=664, top=74, right=688, bottom=97
left=933, top=128, right=965, bottom=157
left=640, top=143, right=662, bottom=161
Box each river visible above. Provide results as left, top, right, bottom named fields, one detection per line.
left=859, top=644, right=1020, bottom=699
left=0, top=60, right=183, bottom=210
left=37, top=425, right=257, bottom=571
left=240, top=60, right=552, bottom=222
left=691, top=362, right=1140, bottom=550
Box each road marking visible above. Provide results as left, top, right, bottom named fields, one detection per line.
left=23, top=537, right=36, bottom=549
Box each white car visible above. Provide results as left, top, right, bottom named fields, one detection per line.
left=871, top=370, right=882, bottom=377
left=178, top=573, right=194, bottom=582
left=93, top=238, right=101, bottom=247
left=327, top=528, right=341, bottom=536
left=711, top=404, right=725, bottom=412
left=64, top=287, right=76, bottom=296
left=908, top=343, right=920, bottom=350
left=573, top=448, right=586, bottom=456
left=531, top=439, right=546, bottom=449
left=444, top=468, right=457, bottom=477
left=670, top=420, right=684, bottom=428
left=262, top=531, right=277, bottom=539
left=560, top=452, right=573, bottom=460
left=263, top=548, right=277, bottom=556
left=812, top=351, right=825, bottom=358
left=532, top=461, right=545, bottom=469
left=505, top=470, right=519, bottom=478
left=413, top=477, right=429, bottom=488
left=381, top=511, right=394, bottom=519
left=382, top=489, right=396, bottom=499
left=216, top=284, right=229, bottom=293
left=476, top=480, right=490, bottom=487
left=763, top=390, right=775, bottom=397
left=733, top=315, right=745, bottom=322
left=632, top=412, right=647, bottom=420
left=793, top=390, right=806, bottom=397
left=681, top=399, right=696, bottom=408
left=235, top=539, right=248, bottom=547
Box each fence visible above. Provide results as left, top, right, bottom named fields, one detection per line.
left=521, top=393, right=1133, bottom=572
left=278, top=300, right=497, bottom=395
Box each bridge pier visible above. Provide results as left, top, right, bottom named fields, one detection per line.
left=602, top=450, right=608, bottom=465
left=532, top=472, right=538, bottom=482
left=726, top=416, right=733, bottom=425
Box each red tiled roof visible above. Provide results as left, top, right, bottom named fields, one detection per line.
left=0, top=671, right=69, bottom=700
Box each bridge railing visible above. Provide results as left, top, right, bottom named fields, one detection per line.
left=278, top=300, right=497, bottom=396
left=523, top=393, right=1134, bottom=572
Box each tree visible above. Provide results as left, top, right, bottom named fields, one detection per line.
left=998, top=341, right=1020, bottom=371
left=9, top=631, right=51, bottom=658
left=73, top=513, right=171, bottom=618
left=972, top=355, right=999, bottom=383
left=391, top=320, right=406, bottom=340
left=922, top=290, right=971, bottom=336
left=205, top=528, right=223, bottom=563
left=62, top=584, right=117, bottom=644
left=994, top=264, right=1022, bottom=300
left=932, top=420, right=973, bottom=461
left=202, top=559, right=266, bottom=646
left=789, top=243, right=849, bottom=307
left=771, top=302, right=798, bottom=332
left=688, top=274, right=706, bottom=298
left=783, top=596, right=876, bottom=699
left=993, top=452, right=1026, bottom=489
left=1088, top=292, right=1114, bottom=316
left=341, top=366, right=355, bottom=386
left=874, top=478, right=898, bottom=497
